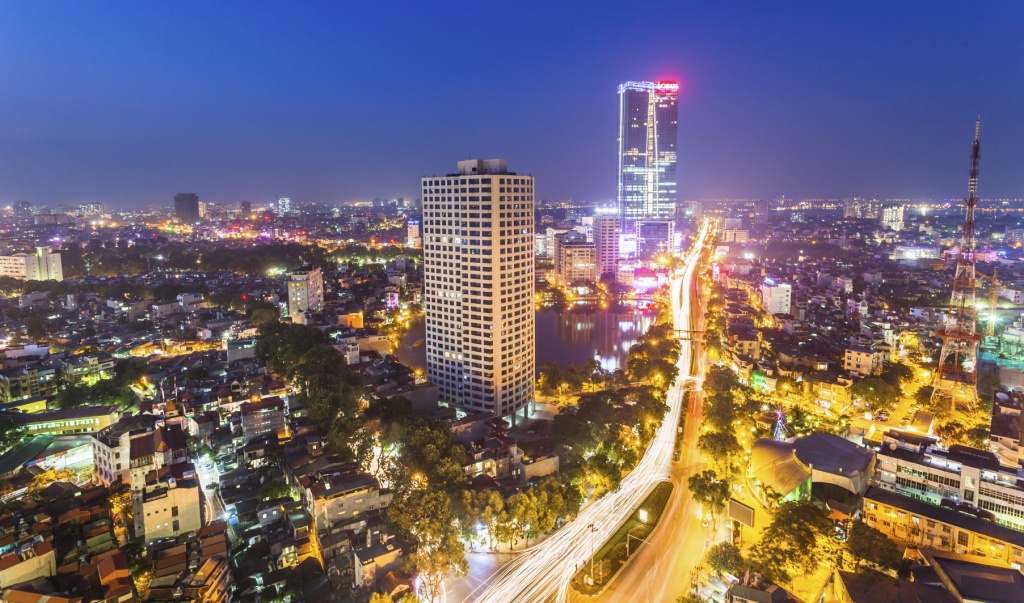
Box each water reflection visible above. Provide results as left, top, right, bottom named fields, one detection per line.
left=540, top=310, right=656, bottom=372
left=397, top=310, right=656, bottom=374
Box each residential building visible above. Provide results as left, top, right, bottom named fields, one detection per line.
left=864, top=486, right=1024, bottom=568
left=874, top=432, right=1024, bottom=533
left=241, top=397, right=287, bottom=443
left=0, top=541, right=56, bottom=589
left=59, top=352, right=115, bottom=384
left=91, top=414, right=200, bottom=542
left=142, top=556, right=234, bottom=603
left=844, top=345, right=884, bottom=377
left=421, top=159, right=536, bottom=423
left=175, top=193, right=200, bottom=224
left=553, top=231, right=596, bottom=285
left=0, top=247, right=63, bottom=281
left=277, top=196, right=292, bottom=216
left=287, top=265, right=324, bottom=322
left=304, top=471, right=393, bottom=533
left=406, top=219, right=422, bottom=249
left=617, top=81, right=679, bottom=237
left=592, top=212, right=620, bottom=279
left=0, top=365, right=57, bottom=404
left=760, top=282, right=792, bottom=315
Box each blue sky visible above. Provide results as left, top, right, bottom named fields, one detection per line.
left=1, top=1, right=1021, bottom=207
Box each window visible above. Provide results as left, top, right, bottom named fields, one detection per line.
left=171, top=506, right=178, bottom=516
left=173, top=520, right=180, bottom=532
left=958, top=532, right=969, bottom=547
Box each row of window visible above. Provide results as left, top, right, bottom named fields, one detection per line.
left=423, top=177, right=532, bottom=186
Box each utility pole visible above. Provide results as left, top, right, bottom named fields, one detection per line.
left=588, top=522, right=597, bottom=585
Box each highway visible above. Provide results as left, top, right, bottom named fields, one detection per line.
left=582, top=248, right=715, bottom=603
left=470, top=221, right=713, bottom=603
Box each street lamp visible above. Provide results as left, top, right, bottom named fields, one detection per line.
left=587, top=522, right=597, bottom=585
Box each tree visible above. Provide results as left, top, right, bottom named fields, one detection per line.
left=879, top=363, right=914, bottom=387
left=258, top=481, right=293, bottom=501
left=463, top=489, right=505, bottom=550
left=687, top=470, right=730, bottom=521
left=29, top=468, right=74, bottom=492
left=389, top=489, right=467, bottom=602
left=705, top=542, right=744, bottom=575
left=847, top=521, right=900, bottom=570
left=123, top=542, right=154, bottom=592
left=24, top=316, right=46, bottom=340
left=703, top=391, right=737, bottom=432
left=0, top=419, right=26, bottom=455
left=915, top=385, right=934, bottom=407
left=750, top=501, right=836, bottom=583
left=935, top=421, right=968, bottom=447
left=110, top=480, right=133, bottom=526
left=852, top=377, right=898, bottom=412
left=697, top=430, right=741, bottom=475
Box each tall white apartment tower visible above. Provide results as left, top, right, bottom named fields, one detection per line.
left=421, top=159, right=536, bottom=424
left=593, top=211, right=620, bottom=279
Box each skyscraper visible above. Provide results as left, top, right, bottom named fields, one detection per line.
left=174, top=193, right=200, bottom=224
left=277, top=197, right=292, bottom=216
left=421, top=159, right=535, bottom=424
left=617, top=81, right=679, bottom=249
left=240, top=200, right=251, bottom=219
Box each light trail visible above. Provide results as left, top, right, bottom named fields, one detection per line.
left=472, top=221, right=712, bottom=603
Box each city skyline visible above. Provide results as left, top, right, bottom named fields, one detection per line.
left=1, top=2, right=1022, bottom=207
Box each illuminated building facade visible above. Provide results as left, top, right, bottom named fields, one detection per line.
left=421, top=159, right=535, bottom=424
left=881, top=204, right=905, bottom=231
left=553, top=231, right=596, bottom=284
left=760, top=281, right=792, bottom=315
left=617, top=81, right=679, bottom=252
left=287, top=265, right=324, bottom=323
left=0, top=247, right=63, bottom=281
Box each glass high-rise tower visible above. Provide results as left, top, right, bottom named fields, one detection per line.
left=617, top=81, right=679, bottom=248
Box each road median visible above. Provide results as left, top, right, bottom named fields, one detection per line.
left=569, top=481, right=674, bottom=596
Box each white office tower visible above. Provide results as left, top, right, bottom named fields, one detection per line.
left=421, top=159, right=535, bottom=424
left=0, top=247, right=63, bottom=281
left=593, top=211, right=620, bottom=279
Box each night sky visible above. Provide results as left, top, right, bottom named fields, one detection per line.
left=1, top=1, right=1022, bottom=208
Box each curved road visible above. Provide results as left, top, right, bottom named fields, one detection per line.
left=468, top=221, right=714, bottom=603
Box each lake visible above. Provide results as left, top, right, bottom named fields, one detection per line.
left=396, top=309, right=657, bottom=373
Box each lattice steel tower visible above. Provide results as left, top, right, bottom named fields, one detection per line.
left=931, top=120, right=982, bottom=412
